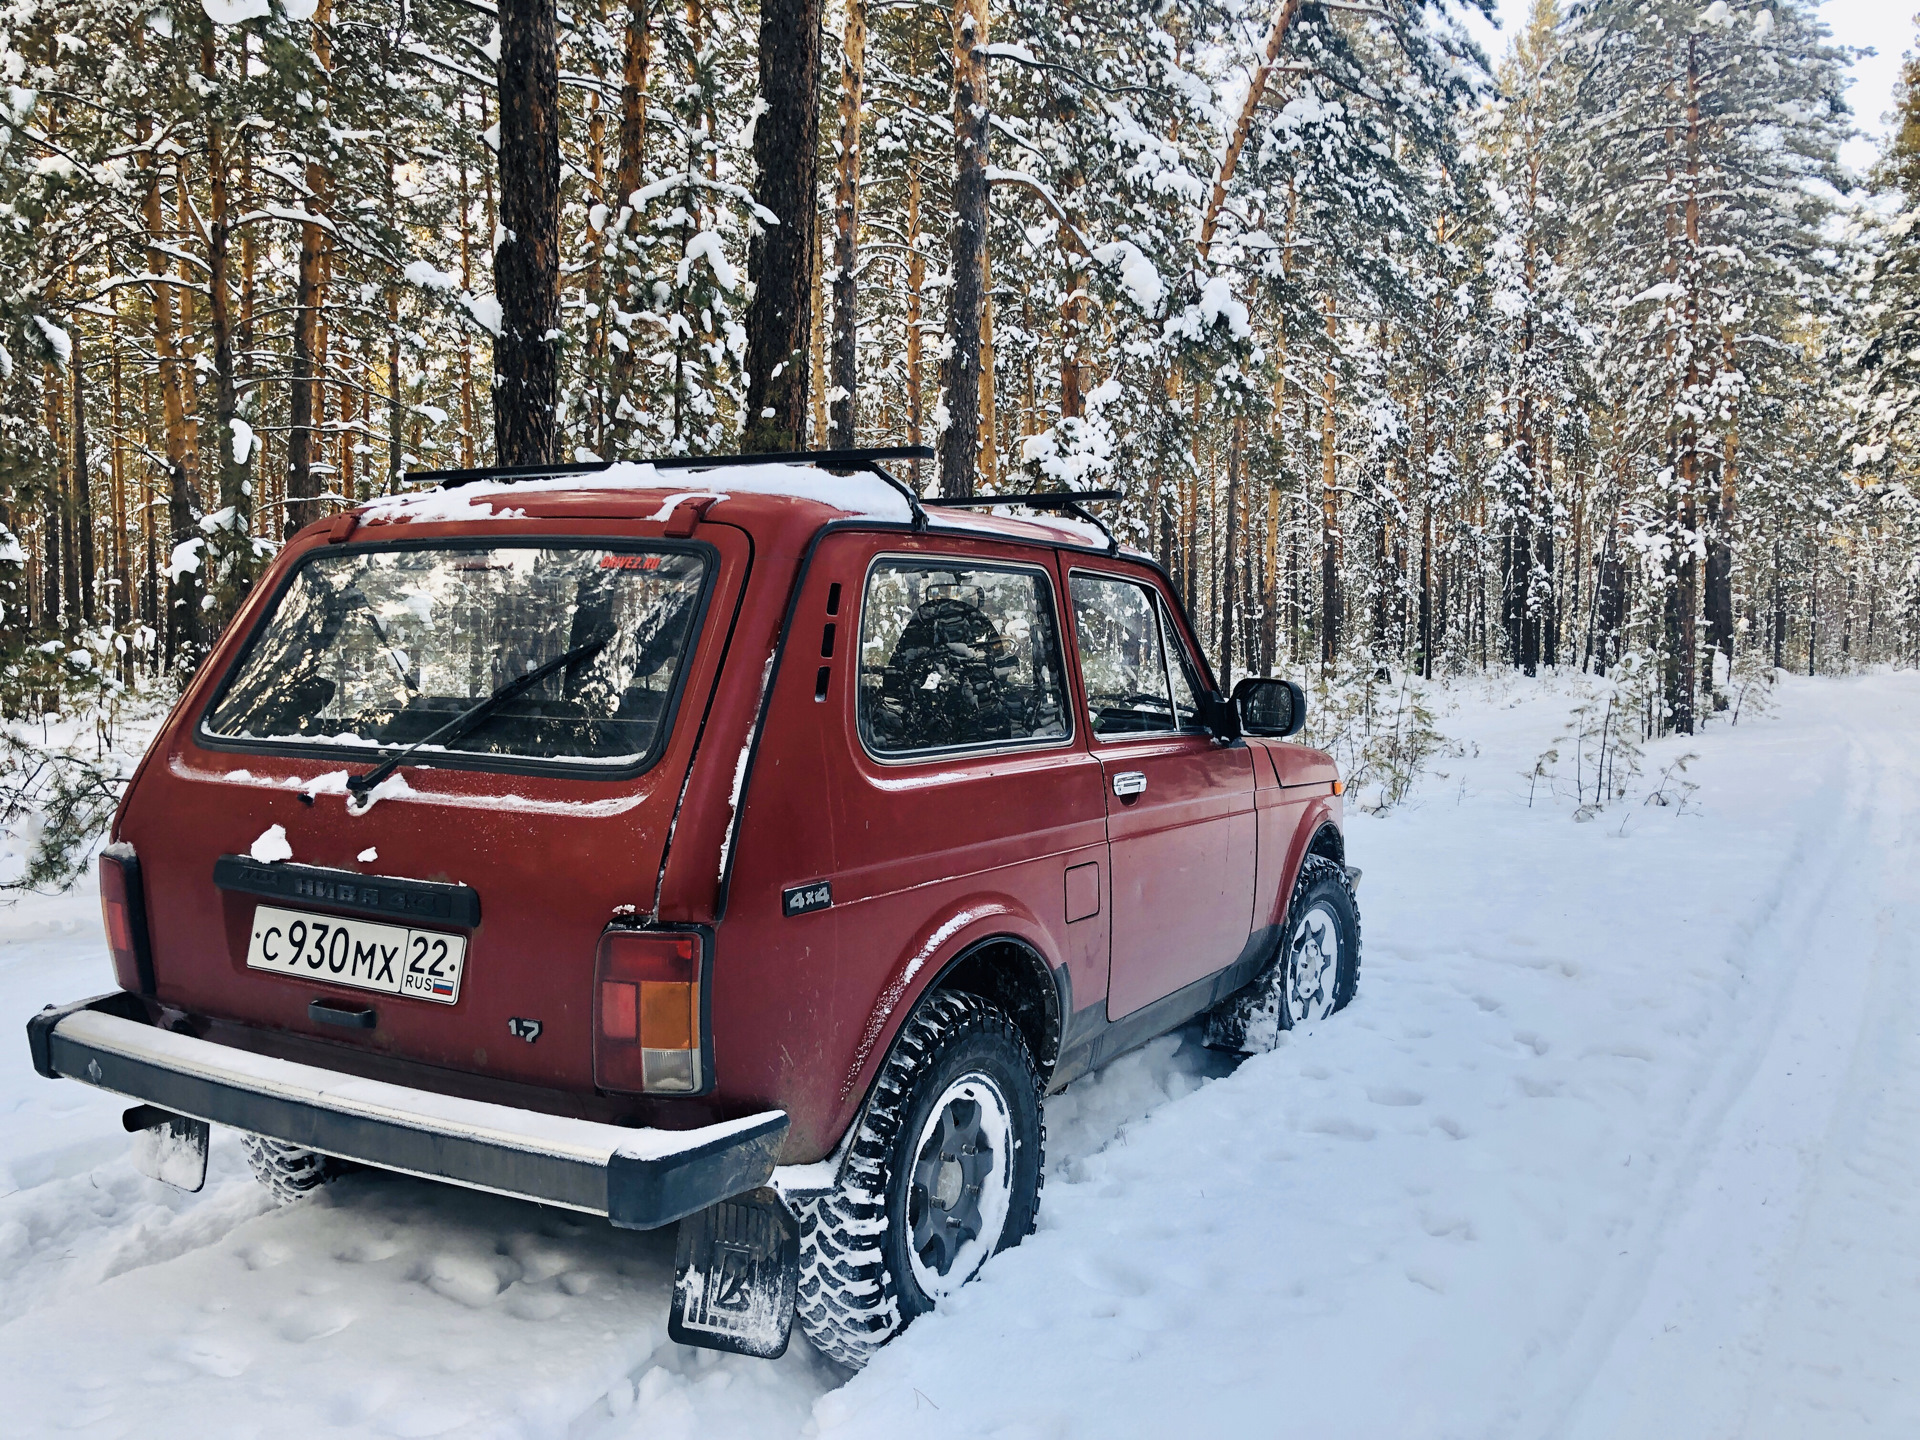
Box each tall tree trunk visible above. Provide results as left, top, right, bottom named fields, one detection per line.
left=979, top=245, right=997, bottom=483
left=1706, top=328, right=1738, bottom=691
left=496, top=0, right=561, bottom=467
left=614, top=1, right=651, bottom=209
left=1671, top=33, right=1703, bottom=735
left=1222, top=417, right=1243, bottom=690
left=905, top=154, right=925, bottom=488
left=203, top=22, right=248, bottom=615
left=137, top=108, right=202, bottom=659
left=827, top=0, right=865, bottom=449
left=457, top=119, right=478, bottom=469
left=386, top=151, right=406, bottom=492
left=743, top=0, right=823, bottom=452
left=939, top=0, right=989, bottom=498
left=1320, top=294, right=1340, bottom=670
left=109, top=298, right=128, bottom=632
left=46, top=368, right=73, bottom=633
left=71, top=335, right=95, bottom=627
left=286, top=1, right=333, bottom=536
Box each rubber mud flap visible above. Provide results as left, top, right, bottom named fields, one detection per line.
left=668, top=1187, right=799, bottom=1359
left=126, top=1106, right=210, bottom=1192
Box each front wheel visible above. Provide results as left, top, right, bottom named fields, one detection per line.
left=1206, top=855, right=1361, bottom=1053
left=794, top=990, right=1044, bottom=1369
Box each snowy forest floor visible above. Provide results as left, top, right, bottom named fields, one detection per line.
left=2, top=670, right=1918, bottom=1439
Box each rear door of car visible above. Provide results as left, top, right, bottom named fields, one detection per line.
left=124, top=515, right=751, bottom=1098
left=1063, top=564, right=1256, bottom=1019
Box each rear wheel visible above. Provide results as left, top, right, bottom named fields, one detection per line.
left=241, top=1134, right=340, bottom=1205
left=794, top=990, right=1043, bottom=1369
left=1206, top=855, right=1361, bottom=1053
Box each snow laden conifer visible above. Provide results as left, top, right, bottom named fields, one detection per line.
left=1556, top=0, right=1852, bottom=727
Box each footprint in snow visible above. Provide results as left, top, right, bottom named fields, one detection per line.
left=1366, top=1085, right=1424, bottom=1107
left=275, top=1303, right=354, bottom=1342
left=237, top=1239, right=291, bottom=1270
left=1306, top=1116, right=1378, bottom=1141
left=173, top=1336, right=252, bottom=1378
left=506, top=1290, right=568, bottom=1322
left=424, top=1253, right=510, bottom=1307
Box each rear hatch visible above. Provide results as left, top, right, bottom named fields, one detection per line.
left=118, top=509, right=750, bottom=1096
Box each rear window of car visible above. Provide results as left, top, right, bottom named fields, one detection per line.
left=857, top=557, right=1071, bottom=757
left=201, top=541, right=709, bottom=769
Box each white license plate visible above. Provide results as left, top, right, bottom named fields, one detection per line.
left=245, top=904, right=468, bottom=1005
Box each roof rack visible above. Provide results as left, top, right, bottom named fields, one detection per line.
left=924, top=489, right=1123, bottom=555
left=405, top=445, right=936, bottom=531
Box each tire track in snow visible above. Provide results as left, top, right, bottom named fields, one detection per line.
left=1537, top=700, right=1905, bottom=1439
left=1734, top=689, right=1920, bottom=1437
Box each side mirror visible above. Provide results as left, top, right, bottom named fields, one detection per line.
left=1233, top=677, right=1306, bottom=738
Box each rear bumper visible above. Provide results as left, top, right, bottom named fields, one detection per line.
left=27, top=993, right=786, bottom=1229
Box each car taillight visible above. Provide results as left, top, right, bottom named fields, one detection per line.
left=593, top=930, right=702, bottom=1094
left=98, top=844, right=154, bottom=994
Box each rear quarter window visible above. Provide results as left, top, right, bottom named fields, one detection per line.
left=856, top=556, right=1071, bottom=758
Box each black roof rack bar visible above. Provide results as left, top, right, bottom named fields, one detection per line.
left=865, top=463, right=930, bottom=532
left=647, top=445, right=935, bottom=472
left=924, top=488, right=1122, bottom=554
left=922, top=489, right=1122, bottom=508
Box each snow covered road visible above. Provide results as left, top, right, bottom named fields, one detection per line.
left=2, top=673, right=1917, bottom=1438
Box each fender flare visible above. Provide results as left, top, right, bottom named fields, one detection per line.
left=835, top=896, right=1061, bottom=1106
left=1265, top=802, right=1346, bottom=929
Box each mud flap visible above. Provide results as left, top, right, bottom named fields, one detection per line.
left=667, top=1186, right=798, bottom=1359
left=124, top=1104, right=209, bottom=1193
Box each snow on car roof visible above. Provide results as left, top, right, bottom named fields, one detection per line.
left=354, top=457, right=1125, bottom=551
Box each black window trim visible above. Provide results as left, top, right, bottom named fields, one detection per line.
left=1155, top=590, right=1211, bottom=734
left=854, top=548, right=1078, bottom=766
left=194, top=533, right=722, bottom=785
left=1066, top=565, right=1209, bottom=746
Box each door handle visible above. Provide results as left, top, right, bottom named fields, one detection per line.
left=1113, top=771, right=1147, bottom=798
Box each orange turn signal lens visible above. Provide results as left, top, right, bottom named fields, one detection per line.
left=592, top=931, right=701, bottom=1094
left=1332, top=779, right=1345, bottom=796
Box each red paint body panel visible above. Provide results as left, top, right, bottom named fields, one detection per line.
left=110, top=474, right=1345, bottom=1166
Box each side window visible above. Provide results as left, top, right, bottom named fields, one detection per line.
left=857, top=557, right=1071, bottom=756
left=1159, top=596, right=1207, bottom=729
left=1069, top=575, right=1176, bottom=736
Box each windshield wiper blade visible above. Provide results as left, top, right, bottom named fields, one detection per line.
left=346, top=630, right=615, bottom=797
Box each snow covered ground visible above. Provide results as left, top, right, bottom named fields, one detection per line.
left=2, top=671, right=1917, bottom=1438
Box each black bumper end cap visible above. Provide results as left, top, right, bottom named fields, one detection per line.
left=607, top=1111, right=790, bottom=1230
left=28, top=990, right=146, bottom=1080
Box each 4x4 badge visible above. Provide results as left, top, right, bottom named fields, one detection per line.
left=782, top=881, right=831, bottom=917
left=507, top=1018, right=542, bottom=1043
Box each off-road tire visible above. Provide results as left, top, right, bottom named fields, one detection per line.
left=241, top=1133, right=340, bottom=1205
left=793, top=990, right=1044, bottom=1370
left=1205, top=855, right=1361, bottom=1053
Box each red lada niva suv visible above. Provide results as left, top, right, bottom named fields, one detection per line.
left=27, top=448, right=1359, bottom=1366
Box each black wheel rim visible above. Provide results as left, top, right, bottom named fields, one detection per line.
left=908, top=1088, right=996, bottom=1282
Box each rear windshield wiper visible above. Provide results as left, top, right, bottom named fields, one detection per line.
left=346, top=630, right=615, bottom=797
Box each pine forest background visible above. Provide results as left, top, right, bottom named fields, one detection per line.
left=6, top=0, right=1920, bottom=745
